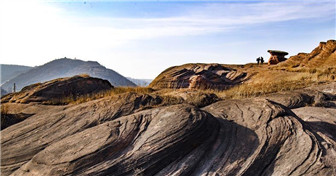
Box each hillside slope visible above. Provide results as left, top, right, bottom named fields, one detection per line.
left=1, top=75, right=112, bottom=105
left=277, top=39, right=336, bottom=68
left=0, top=64, right=32, bottom=84
left=1, top=58, right=135, bottom=92
left=150, top=40, right=336, bottom=91
left=1, top=80, right=335, bottom=175
left=1, top=88, right=8, bottom=96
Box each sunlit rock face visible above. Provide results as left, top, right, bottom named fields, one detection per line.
left=150, top=63, right=247, bottom=90
left=277, top=40, right=336, bottom=68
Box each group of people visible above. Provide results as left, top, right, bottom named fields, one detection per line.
left=256, top=57, right=264, bottom=64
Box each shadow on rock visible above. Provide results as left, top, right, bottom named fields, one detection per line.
left=1, top=113, right=34, bottom=130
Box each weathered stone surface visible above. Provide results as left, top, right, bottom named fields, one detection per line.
left=277, top=40, right=336, bottom=68
left=10, top=104, right=214, bottom=176
left=161, top=90, right=219, bottom=108
left=0, top=93, right=164, bottom=175
left=1, top=83, right=335, bottom=176
left=1, top=75, right=112, bottom=104
left=150, top=63, right=247, bottom=90
left=267, top=50, right=288, bottom=65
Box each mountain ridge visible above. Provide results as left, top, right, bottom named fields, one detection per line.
left=0, top=64, right=33, bottom=84
left=1, top=58, right=136, bottom=92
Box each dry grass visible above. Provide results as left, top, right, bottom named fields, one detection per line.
left=1, top=104, right=9, bottom=115
left=43, top=65, right=336, bottom=105
left=45, top=87, right=155, bottom=105
left=216, top=80, right=311, bottom=99
left=213, top=66, right=336, bottom=99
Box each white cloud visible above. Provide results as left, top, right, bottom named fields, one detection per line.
left=0, top=0, right=334, bottom=78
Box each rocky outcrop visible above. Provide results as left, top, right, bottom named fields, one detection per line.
left=150, top=64, right=247, bottom=90
left=267, top=50, right=288, bottom=65
left=1, top=75, right=112, bottom=104
left=278, top=40, right=336, bottom=68
left=1, top=82, right=335, bottom=176
left=0, top=92, right=165, bottom=175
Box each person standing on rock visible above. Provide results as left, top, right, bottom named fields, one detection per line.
left=260, top=57, right=264, bottom=64
left=256, top=57, right=261, bottom=64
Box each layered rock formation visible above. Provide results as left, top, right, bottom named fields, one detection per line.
left=1, top=80, right=335, bottom=175
left=149, top=64, right=247, bottom=90
left=278, top=40, right=336, bottom=68
left=1, top=75, right=112, bottom=104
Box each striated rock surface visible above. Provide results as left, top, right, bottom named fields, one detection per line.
left=278, top=40, right=336, bottom=68
left=1, top=75, right=112, bottom=104
left=1, top=82, right=335, bottom=175
left=149, top=63, right=247, bottom=90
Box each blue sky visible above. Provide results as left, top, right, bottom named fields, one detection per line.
left=0, top=0, right=335, bottom=78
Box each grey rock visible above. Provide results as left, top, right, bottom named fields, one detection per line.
left=1, top=83, right=335, bottom=176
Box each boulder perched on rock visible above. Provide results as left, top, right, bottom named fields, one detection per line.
left=267, top=50, right=288, bottom=65
left=150, top=63, right=247, bottom=90
left=1, top=75, right=113, bottom=104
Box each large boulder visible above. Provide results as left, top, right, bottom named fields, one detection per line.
left=267, top=50, right=288, bottom=65
left=1, top=75, right=113, bottom=104
left=150, top=63, right=247, bottom=90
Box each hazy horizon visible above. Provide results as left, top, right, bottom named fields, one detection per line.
left=0, top=0, right=335, bottom=79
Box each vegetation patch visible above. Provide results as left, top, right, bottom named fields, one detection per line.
left=45, top=87, right=155, bottom=105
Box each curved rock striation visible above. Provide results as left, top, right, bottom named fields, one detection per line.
left=1, top=93, right=164, bottom=175
left=1, top=83, right=336, bottom=175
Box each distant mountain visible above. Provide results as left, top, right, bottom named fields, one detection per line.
left=127, top=77, right=152, bottom=87
left=1, top=58, right=136, bottom=92
left=1, top=88, right=8, bottom=96
left=1, top=64, right=33, bottom=84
